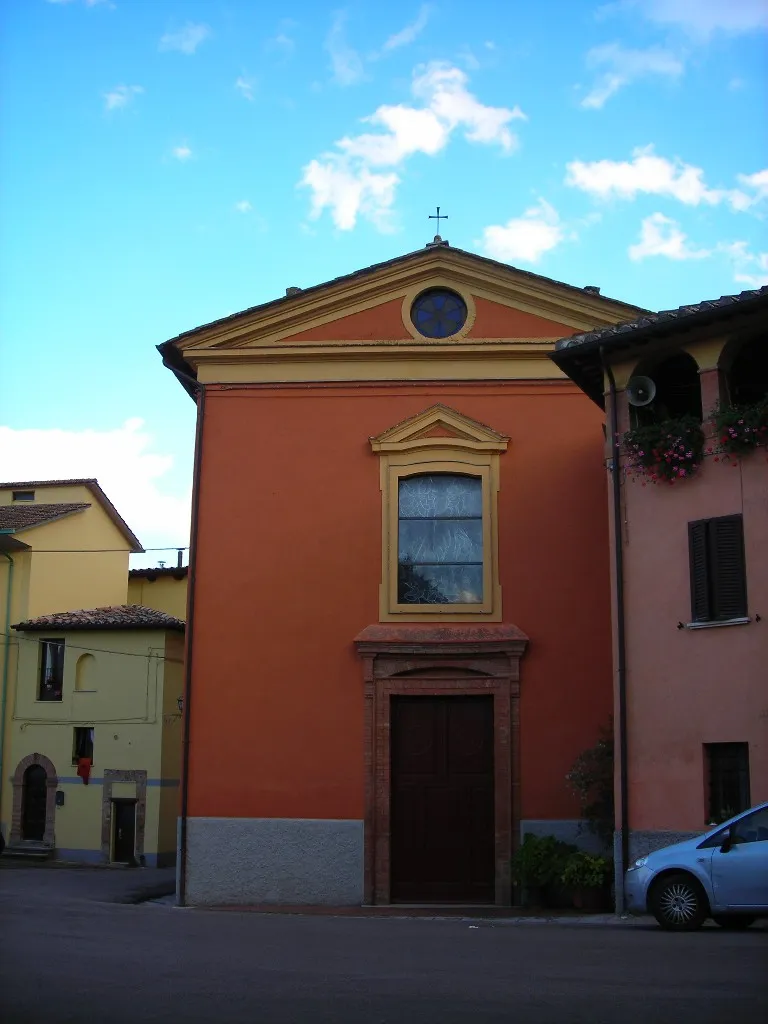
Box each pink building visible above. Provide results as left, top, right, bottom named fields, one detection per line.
left=552, top=287, right=768, bottom=908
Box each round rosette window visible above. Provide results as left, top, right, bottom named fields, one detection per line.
left=410, top=288, right=468, bottom=339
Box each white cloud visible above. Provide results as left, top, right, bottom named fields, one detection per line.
left=0, top=420, right=191, bottom=557
left=628, top=213, right=711, bottom=260
left=581, top=43, right=683, bottom=109
left=566, top=145, right=735, bottom=205
left=383, top=5, right=432, bottom=51
left=736, top=168, right=768, bottom=204
left=234, top=200, right=253, bottom=213
left=235, top=75, right=256, bottom=101
left=172, top=145, right=192, bottom=161
left=301, top=62, right=525, bottom=230
left=326, top=11, right=364, bottom=86
left=480, top=199, right=565, bottom=264
left=302, top=161, right=399, bottom=231
left=637, top=0, right=768, bottom=38
left=720, top=242, right=768, bottom=288
left=159, top=22, right=211, bottom=55
left=103, top=84, right=142, bottom=112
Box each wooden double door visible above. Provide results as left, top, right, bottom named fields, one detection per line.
left=390, top=695, right=495, bottom=903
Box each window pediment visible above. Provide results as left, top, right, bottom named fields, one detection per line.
left=370, top=404, right=509, bottom=455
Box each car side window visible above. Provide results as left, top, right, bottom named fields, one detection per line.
left=731, top=808, right=768, bottom=845
left=699, top=827, right=731, bottom=849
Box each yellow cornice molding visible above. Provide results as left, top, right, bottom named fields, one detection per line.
left=187, top=340, right=560, bottom=363
left=175, top=249, right=643, bottom=354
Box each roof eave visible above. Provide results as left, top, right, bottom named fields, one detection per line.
left=550, top=288, right=768, bottom=408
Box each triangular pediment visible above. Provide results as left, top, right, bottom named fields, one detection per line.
left=169, top=245, right=645, bottom=356
left=370, top=404, right=509, bottom=454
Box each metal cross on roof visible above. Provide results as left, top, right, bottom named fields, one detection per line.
left=428, top=206, right=448, bottom=234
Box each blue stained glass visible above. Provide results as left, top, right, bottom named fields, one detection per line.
left=410, top=289, right=467, bottom=339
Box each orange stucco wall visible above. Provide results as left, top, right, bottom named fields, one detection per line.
left=187, top=381, right=613, bottom=822
left=469, top=297, right=571, bottom=338
left=281, top=299, right=410, bottom=341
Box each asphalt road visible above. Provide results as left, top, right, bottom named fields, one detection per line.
left=1, top=865, right=766, bottom=1024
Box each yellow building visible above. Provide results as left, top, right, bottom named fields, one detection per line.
left=0, top=479, right=185, bottom=865
left=7, top=607, right=183, bottom=865
left=128, top=566, right=188, bottom=620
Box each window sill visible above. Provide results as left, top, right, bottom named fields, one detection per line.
left=682, top=617, right=751, bottom=630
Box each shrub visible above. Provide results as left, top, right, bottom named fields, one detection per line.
left=561, top=851, right=613, bottom=891
left=510, top=834, right=577, bottom=889
left=566, top=723, right=614, bottom=846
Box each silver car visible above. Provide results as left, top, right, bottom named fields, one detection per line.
left=625, top=802, right=768, bottom=930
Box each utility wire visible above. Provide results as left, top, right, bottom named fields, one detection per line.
left=0, top=630, right=184, bottom=663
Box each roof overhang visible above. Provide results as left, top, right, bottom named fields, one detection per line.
left=550, top=289, right=768, bottom=407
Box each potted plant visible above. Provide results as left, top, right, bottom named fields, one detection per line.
left=561, top=852, right=613, bottom=911
left=621, top=415, right=705, bottom=484
left=711, top=398, right=768, bottom=458
left=511, top=834, right=577, bottom=908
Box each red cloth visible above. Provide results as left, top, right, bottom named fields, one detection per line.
left=76, top=758, right=91, bottom=785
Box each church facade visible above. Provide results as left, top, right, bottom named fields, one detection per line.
left=160, top=241, right=642, bottom=906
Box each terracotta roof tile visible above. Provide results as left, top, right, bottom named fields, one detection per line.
left=0, top=503, right=90, bottom=532
left=128, top=566, right=188, bottom=580
left=12, top=605, right=185, bottom=632
left=555, top=285, right=768, bottom=353
left=550, top=285, right=768, bottom=406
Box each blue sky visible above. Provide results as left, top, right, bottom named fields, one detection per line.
left=1, top=0, right=766, bottom=565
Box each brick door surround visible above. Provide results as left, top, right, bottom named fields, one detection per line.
left=10, top=752, right=59, bottom=847
left=354, top=623, right=528, bottom=906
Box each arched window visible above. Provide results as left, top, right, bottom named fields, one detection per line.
left=75, top=653, right=96, bottom=692
left=398, top=475, right=483, bottom=605
left=723, top=337, right=768, bottom=407
left=632, top=350, right=702, bottom=426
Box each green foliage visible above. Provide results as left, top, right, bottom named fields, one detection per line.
left=560, top=851, right=613, bottom=891
left=711, top=399, right=768, bottom=456
left=566, top=723, right=614, bottom=846
left=622, top=415, right=705, bottom=484
left=510, top=833, right=578, bottom=888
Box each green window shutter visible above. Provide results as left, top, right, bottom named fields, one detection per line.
left=710, top=515, right=747, bottom=620
left=688, top=520, right=710, bottom=622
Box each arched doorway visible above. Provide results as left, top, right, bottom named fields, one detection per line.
left=22, top=765, right=47, bottom=841
left=10, top=753, right=58, bottom=848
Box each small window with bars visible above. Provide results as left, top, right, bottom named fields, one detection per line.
left=688, top=515, right=747, bottom=623
left=705, top=743, right=750, bottom=824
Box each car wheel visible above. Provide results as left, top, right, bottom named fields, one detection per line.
left=712, top=915, right=755, bottom=930
left=650, top=872, right=708, bottom=931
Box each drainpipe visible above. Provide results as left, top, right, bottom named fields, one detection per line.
left=601, top=351, right=630, bottom=913
left=167, top=364, right=204, bottom=907
left=0, top=547, right=14, bottom=836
